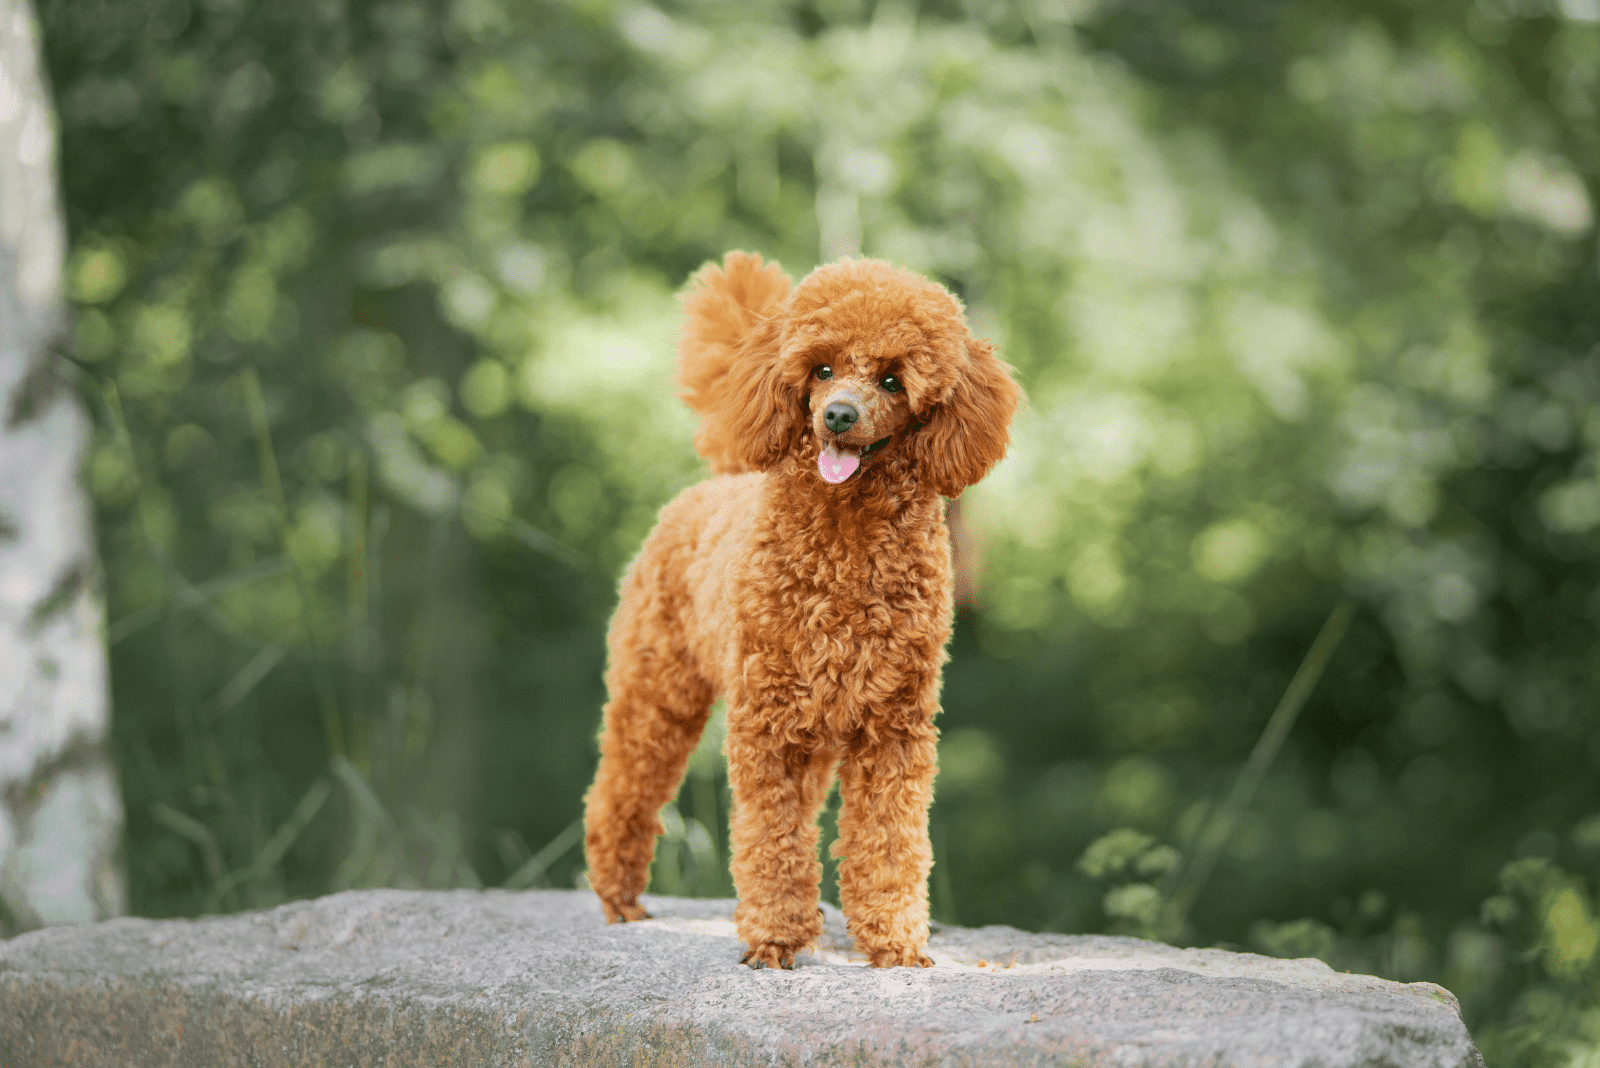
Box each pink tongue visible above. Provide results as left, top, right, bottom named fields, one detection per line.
left=818, top=444, right=861, bottom=484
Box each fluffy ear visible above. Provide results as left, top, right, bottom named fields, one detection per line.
left=905, top=338, right=1021, bottom=498
left=676, top=252, right=802, bottom=473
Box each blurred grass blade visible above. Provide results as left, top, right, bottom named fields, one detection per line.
left=100, top=382, right=165, bottom=561
left=455, top=858, right=483, bottom=888
left=151, top=802, right=226, bottom=886
left=504, top=817, right=584, bottom=890
left=251, top=777, right=332, bottom=877
left=505, top=515, right=585, bottom=568
left=331, top=755, right=395, bottom=828
left=242, top=367, right=290, bottom=524
left=490, top=828, right=531, bottom=874
left=462, top=506, right=586, bottom=568
left=1168, top=598, right=1356, bottom=925
left=243, top=368, right=347, bottom=759
left=108, top=557, right=286, bottom=646
left=331, top=756, right=395, bottom=890
left=933, top=821, right=958, bottom=926
left=345, top=447, right=371, bottom=767
left=214, top=777, right=333, bottom=903
left=689, top=764, right=726, bottom=895
left=206, top=645, right=287, bottom=720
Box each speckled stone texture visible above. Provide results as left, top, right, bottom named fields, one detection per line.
left=0, top=888, right=1481, bottom=1067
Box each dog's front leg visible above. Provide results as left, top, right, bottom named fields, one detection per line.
left=726, top=717, right=835, bottom=969
left=835, top=721, right=938, bottom=968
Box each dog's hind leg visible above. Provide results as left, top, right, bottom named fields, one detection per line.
left=727, top=721, right=837, bottom=969
left=582, top=593, right=714, bottom=924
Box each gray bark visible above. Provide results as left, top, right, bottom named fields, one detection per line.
left=0, top=0, right=123, bottom=935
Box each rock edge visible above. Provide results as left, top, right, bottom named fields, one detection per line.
left=0, top=888, right=1481, bottom=1067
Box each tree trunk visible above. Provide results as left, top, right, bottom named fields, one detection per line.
left=0, top=0, right=123, bottom=935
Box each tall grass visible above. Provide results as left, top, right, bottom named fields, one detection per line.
left=88, top=355, right=600, bottom=916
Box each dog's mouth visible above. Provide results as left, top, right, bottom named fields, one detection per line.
left=817, top=436, right=892, bottom=484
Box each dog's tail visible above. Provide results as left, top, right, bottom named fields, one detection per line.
left=677, top=252, right=791, bottom=474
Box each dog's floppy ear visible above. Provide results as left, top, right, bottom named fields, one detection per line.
left=905, top=338, right=1021, bottom=498
left=677, top=252, right=802, bottom=473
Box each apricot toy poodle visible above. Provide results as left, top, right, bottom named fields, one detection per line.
left=582, top=252, right=1021, bottom=969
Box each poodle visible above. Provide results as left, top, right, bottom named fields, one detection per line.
left=582, top=252, right=1021, bottom=969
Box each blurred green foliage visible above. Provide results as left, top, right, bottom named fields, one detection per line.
left=35, top=0, right=1600, bottom=1059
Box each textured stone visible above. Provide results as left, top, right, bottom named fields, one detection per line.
left=0, top=888, right=1480, bottom=1067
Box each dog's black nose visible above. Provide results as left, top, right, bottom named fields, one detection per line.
left=823, top=402, right=858, bottom=434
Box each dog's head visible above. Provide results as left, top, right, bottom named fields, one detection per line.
left=688, top=256, right=1020, bottom=498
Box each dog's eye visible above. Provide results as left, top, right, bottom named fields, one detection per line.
left=880, top=374, right=902, bottom=393
left=814, top=365, right=833, bottom=381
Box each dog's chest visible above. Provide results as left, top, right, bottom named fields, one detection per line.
left=738, top=513, right=950, bottom=728
left=770, top=520, right=940, bottom=637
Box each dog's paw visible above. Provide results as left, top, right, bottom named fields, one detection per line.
left=865, top=945, right=934, bottom=969
left=739, top=942, right=799, bottom=970
left=601, top=899, right=650, bottom=924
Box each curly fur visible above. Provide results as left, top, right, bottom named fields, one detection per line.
left=582, top=252, right=1021, bottom=968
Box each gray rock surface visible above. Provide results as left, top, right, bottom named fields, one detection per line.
left=0, top=888, right=1480, bottom=1067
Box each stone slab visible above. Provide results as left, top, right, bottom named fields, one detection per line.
left=0, top=888, right=1481, bottom=1067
